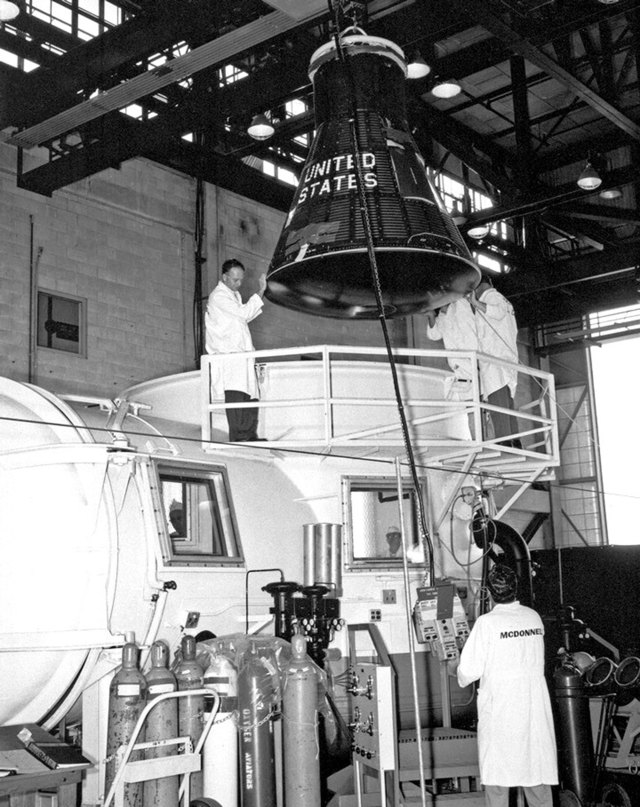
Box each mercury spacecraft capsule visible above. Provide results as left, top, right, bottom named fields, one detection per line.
left=266, top=30, right=481, bottom=319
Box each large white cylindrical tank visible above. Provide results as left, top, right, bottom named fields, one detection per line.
left=0, top=379, right=119, bottom=725
left=0, top=374, right=317, bottom=727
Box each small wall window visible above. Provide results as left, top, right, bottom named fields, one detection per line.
left=343, top=476, right=423, bottom=569
left=157, top=463, right=243, bottom=567
left=37, top=291, right=85, bottom=355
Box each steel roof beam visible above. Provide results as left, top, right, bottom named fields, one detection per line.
left=450, top=0, right=640, bottom=141
left=464, top=164, right=640, bottom=224
left=3, top=2, right=272, bottom=131
left=2, top=6, right=326, bottom=150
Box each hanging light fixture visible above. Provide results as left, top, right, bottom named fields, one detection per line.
left=577, top=161, right=602, bottom=191
left=266, top=29, right=480, bottom=319
left=247, top=113, right=274, bottom=141
left=406, top=49, right=431, bottom=80
left=0, top=0, right=21, bottom=21
left=467, top=224, right=490, bottom=240
left=432, top=79, right=461, bottom=99
left=599, top=187, right=622, bottom=200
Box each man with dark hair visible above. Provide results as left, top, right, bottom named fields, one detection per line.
left=456, top=563, right=558, bottom=807
left=205, top=258, right=267, bottom=442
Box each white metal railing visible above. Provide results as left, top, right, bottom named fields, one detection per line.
left=200, top=345, right=559, bottom=473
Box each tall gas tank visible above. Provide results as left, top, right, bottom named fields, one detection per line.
left=175, top=636, right=205, bottom=798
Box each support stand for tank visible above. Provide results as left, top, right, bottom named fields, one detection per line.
left=103, top=688, right=220, bottom=807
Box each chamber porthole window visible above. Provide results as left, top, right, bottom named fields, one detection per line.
left=342, top=475, right=423, bottom=569
left=157, top=463, right=243, bottom=567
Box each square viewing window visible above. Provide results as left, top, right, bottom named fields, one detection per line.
left=343, top=476, right=424, bottom=569
left=158, top=463, right=243, bottom=567
left=37, top=291, right=85, bottom=355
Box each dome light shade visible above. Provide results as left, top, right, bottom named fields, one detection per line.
left=247, top=113, right=274, bottom=140
left=467, top=224, right=490, bottom=240
left=577, top=162, right=602, bottom=190
left=0, top=0, right=21, bottom=20
left=599, top=187, right=621, bottom=200
left=407, top=50, right=431, bottom=80
left=432, top=79, right=461, bottom=99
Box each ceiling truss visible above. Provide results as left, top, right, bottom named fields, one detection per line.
left=0, top=0, right=638, bottom=327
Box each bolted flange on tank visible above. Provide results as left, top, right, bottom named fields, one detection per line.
left=266, top=29, right=481, bottom=320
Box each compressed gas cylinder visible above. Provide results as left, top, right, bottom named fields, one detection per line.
left=105, top=641, right=147, bottom=807
left=554, top=662, right=594, bottom=806
left=143, top=641, right=178, bottom=807
left=238, top=643, right=277, bottom=807
left=202, top=652, right=239, bottom=807
left=175, top=635, right=205, bottom=798
left=282, top=634, right=321, bottom=807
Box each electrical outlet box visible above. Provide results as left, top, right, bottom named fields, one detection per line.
left=382, top=589, right=396, bottom=604
left=183, top=610, right=200, bottom=629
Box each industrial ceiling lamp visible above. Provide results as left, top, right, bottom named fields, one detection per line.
left=247, top=113, right=274, bottom=141
left=467, top=224, right=490, bottom=240
left=406, top=49, right=431, bottom=80
left=432, top=79, right=461, bottom=99
left=577, top=161, right=602, bottom=191
left=0, top=0, right=22, bottom=21
left=599, top=187, right=622, bottom=200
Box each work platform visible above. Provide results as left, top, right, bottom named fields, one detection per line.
left=124, top=344, right=559, bottom=484
left=200, top=345, right=559, bottom=480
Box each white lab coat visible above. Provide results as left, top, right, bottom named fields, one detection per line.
left=426, top=298, right=479, bottom=383
left=457, top=601, right=558, bottom=787
left=476, top=288, right=518, bottom=398
left=205, top=281, right=263, bottom=398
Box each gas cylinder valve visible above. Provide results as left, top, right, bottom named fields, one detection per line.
left=346, top=671, right=374, bottom=699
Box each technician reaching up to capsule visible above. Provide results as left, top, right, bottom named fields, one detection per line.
left=456, top=564, right=558, bottom=807
left=205, top=258, right=267, bottom=442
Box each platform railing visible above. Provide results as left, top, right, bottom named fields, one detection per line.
left=200, top=345, right=559, bottom=472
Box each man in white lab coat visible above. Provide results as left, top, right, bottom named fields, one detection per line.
left=425, top=297, right=479, bottom=395
left=426, top=297, right=480, bottom=439
left=457, top=564, right=558, bottom=807
left=470, top=278, right=520, bottom=446
left=205, top=259, right=267, bottom=442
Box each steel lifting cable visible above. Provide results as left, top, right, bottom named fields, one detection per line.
left=328, top=7, right=430, bottom=806
left=329, top=0, right=434, bottom=582
left=193, top=164, right=206, bottom=364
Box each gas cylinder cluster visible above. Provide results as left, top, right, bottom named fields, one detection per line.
left=104, top=633, right=325, bottom=807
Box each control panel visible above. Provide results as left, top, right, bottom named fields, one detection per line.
left=346, top=662, right=396, bottom=772
left=413, top=582, right=470, bottom=660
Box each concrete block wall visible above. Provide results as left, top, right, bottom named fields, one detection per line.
left=0, top=146, right=198, bottom=397
left=0, top=146, right=408, bottom=399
